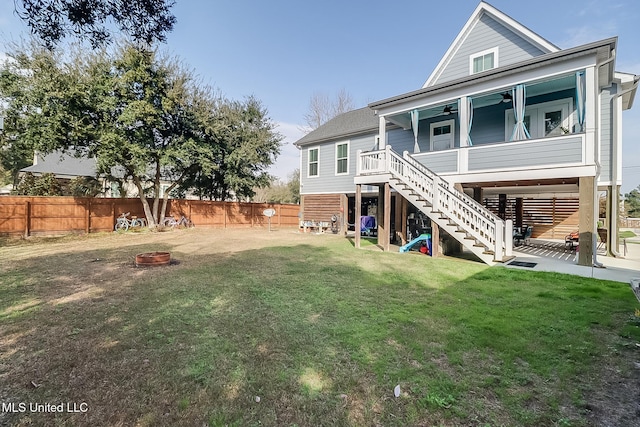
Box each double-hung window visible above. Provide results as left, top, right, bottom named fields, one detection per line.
left=308, top=147, right=319, bottom=177
left=335, top=142, right=349, bottom=175
left=470, top=47, right=498, bottom=75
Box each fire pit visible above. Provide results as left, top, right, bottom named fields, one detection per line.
left=135, top=252, right=171, bottom=267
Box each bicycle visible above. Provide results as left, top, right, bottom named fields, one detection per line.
left=161, top=215, right=194, bottom=229
left=114, top=212, right=147, bottom=231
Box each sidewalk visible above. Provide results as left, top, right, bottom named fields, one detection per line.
left=506, top=235, right=640, bottom=283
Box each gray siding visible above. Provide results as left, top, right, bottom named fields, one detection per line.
left=300, top=134, right=377, bottom=195
left=413, top=151, right=459, bottom=174
left=435, top=14, right=546, bottom=85
left=388, top=116, right=461, bottom=153
left=468, top=136, right=583, bottom=171
left=599, top=84, right=616, bottom=182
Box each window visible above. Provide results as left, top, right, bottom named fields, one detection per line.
left=308, top=147, right=319, bottom=177
left=470, top=47, right=498, bottom=74
left=335, top=142, right=349, bottom=175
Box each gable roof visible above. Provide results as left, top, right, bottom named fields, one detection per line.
left=294, top=107, right=379, bottom=147
left=21, top=150, right=97, bottom=179
left=423, top=1, right=559, bottom=88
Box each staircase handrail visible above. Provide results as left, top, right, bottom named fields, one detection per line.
left=384, top=146, right=505, bottom=257
left=401, top=150, right=503, bottom=224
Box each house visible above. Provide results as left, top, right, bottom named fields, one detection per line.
left=20, top=150, right=177, bottom=198
left=295, top=1, right=638, bottom=266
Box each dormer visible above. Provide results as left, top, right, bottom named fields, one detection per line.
left=424, top=1, right=559, bottom=87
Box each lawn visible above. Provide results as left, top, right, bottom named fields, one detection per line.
left=1, top=229, right=639, bottom=426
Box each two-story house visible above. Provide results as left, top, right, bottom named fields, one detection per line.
left=295, top=1, right=637, bottom=266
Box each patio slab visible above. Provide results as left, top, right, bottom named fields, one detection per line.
left=507, top=237, right=640, bottom=283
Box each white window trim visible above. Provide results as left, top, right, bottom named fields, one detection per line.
left=469, top=47, right=499, bottom=75
left=504, top=97, right=573, bottom=141
left=430, top=119, right=456, bottom=151
left=307, top=146, right=320, bottom=178
left=334, top=141, right=350, bottom=176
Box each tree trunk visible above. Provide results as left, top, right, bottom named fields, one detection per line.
left=133, top=177, right=156, bottom=228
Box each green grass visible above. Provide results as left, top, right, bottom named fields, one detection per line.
left=620, top=230, right=637, bottom=239
left=0, top=233, right=638, bottom=426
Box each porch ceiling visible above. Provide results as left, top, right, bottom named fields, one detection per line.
left=462, top=178, right=579, bottom=197
left=386, top=74, right=577, bottom=127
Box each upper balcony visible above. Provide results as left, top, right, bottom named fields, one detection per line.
left=363, top=71, right=598, bottom=185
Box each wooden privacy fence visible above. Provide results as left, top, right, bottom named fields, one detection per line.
left=0, top=196, right=300, bottom=237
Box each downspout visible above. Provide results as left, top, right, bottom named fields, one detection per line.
left=609, top=76, right=640, bottom=257
left=592, top=54, right=616, bottom=268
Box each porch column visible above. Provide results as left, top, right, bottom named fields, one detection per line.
left=355, top=184, right=362, bottom=248
left=383, top=182, right=391, bottom=251
left=340, top=193, right=348, bottom=236
left=584, top=66, right=596, bottom=165
left=394, top=194, right=404, bottom=245
left=378, top=116, right=386, bottom=149
left=431, top=221, right=439, bottom=258
left=498, top=194, right=507, bottom=220
left=472, top=187, right=483, bottom=203
left=578, top=176, right=595, bottom=266
left=400, top=197, right=408, bottom=246
left=515, top=198, right=523, bottom=229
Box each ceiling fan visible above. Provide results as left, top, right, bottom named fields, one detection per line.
left=493, top=92, right=513, bottom=105
left=442, top=105, right=458, bottom=115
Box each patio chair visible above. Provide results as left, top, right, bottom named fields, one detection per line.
left=565, top=231, right=579, bottom=251
left=514, top=225, right=531, bottom=246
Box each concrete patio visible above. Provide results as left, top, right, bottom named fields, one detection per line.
left=506, top=232, right=640, bottom=283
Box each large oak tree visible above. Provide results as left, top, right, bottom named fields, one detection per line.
left=0, top=43, right=282, bottom=226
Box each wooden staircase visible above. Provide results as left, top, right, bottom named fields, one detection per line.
left=357, top=146, right=513, bottom=265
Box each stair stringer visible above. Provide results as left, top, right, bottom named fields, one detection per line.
left=389, top=178, right=498, bottom=265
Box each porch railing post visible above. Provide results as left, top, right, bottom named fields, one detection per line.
left=494, top=221, right=504, bottom=261
left=356, top=149, right=362, bottom=175
left=505, top=219, right=513, bottom=257
left=432, top=176, right=440, bottom=213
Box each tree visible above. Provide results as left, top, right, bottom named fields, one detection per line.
left=0, top=43, right=282, bottom=225
left=179, top=96, right=282, bottom=201
left=252, top=169, right=299, bottom=204
left=625, top=185, right=640, bottom=217
left=15, top=172, right=63, bottom=195
left=302, top=89, right=353, bottom=132
left=14, top=0, right=176, bottom=49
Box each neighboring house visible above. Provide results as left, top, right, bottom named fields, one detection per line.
left=20, top=150, right=178, bottom=198
left=295, top=1, right=638, bottom=266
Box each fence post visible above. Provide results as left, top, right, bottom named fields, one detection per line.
left=278, top=204, right=282, bottom=226
left=251, top=203, right=255, bottom=227
left=85, top=198, right=91, bottom=234
left=24, top=201, right=31, bottom=238
left=224, top=202, right=227, bottom=229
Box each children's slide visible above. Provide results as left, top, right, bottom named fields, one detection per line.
left=399, top=234, right=431, bottom=255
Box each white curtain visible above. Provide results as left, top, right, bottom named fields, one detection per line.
left=467, top=97, right=474, bottom=146
left=510, top=84, right=531, bottom=141
left=411, top=109, right=420, bottom=153
left=576, top=71, right=586, bottom=133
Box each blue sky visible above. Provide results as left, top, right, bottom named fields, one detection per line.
left=1, top=0, right=639, bottom=192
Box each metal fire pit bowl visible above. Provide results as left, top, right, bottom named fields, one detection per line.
left=135, top=251, right=171, bottom=267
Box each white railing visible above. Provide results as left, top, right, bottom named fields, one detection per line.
left=358, top=146, right=512, bottom=259
left=357, top=149, right=386, bottom=175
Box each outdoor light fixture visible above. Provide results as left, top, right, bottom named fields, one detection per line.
left=502, top=92, right=513, bottom=103
left=443, top=106, right=454, bottom=115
